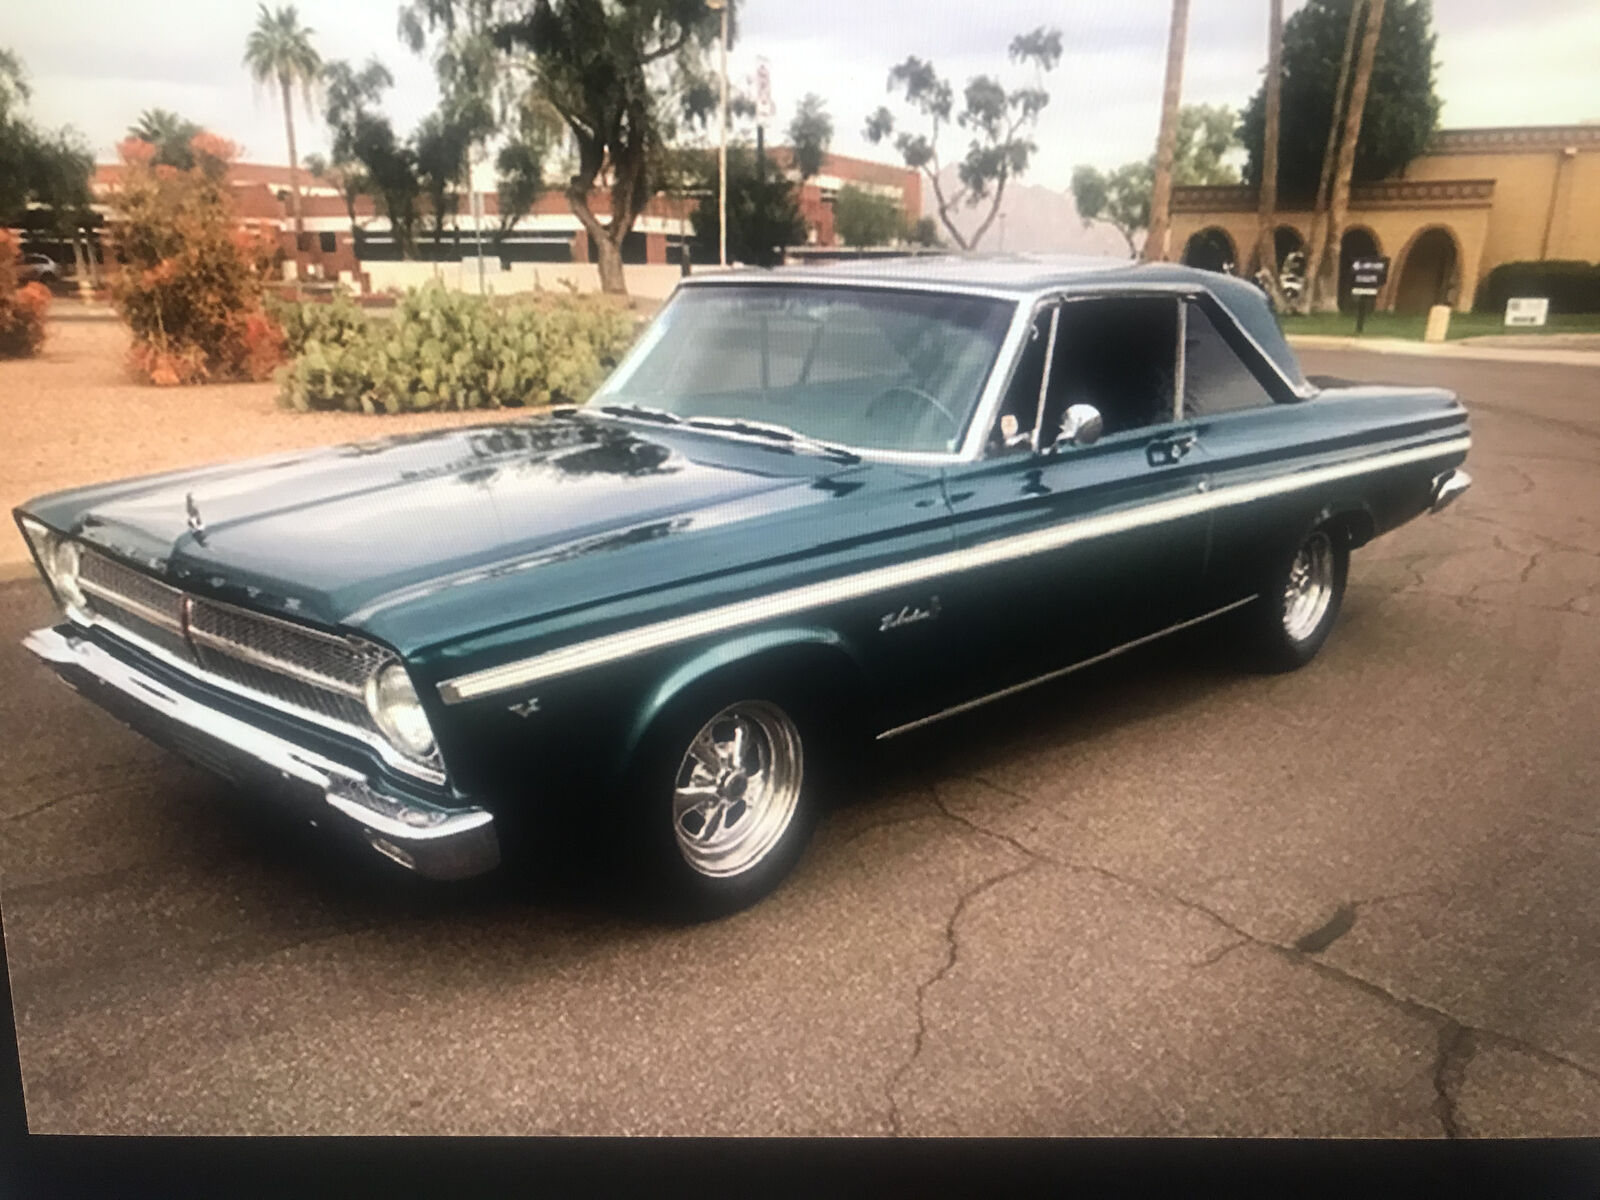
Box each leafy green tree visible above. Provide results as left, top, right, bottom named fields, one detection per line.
left=787, top=92, right=832, bottom=183
left=127, top=108, right=204, bottom=170
left=352, top=114, right=422, bottom=257
left=243, top=4, right=323, bottom=237
left=1172, top=104, right=1241, bottom=185
left=864, top=26, right=1061, bottom=251
left=320, top=57, right=394, bottom=236
left=414, top=109, right=475, bottom=246
left=1069, top=102, right=1240, bottom=258
left=690, top=144, right=804, bottom=268
left=0, top=50, right=93, bottom=240
left=833, top=185, right=904, bottom=247
left=907, top=215, right=941, bottom=248
left=1070, top=161, right=1152, bottom=259
left=492, top=0, right=727, bottom=295
left=1238, top=0, right=1439, bottom=201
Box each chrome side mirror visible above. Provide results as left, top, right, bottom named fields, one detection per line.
left=1056, top=403, right=1103, bottom=449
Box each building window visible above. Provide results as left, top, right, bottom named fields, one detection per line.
left=319, top=232, right=336, bottom=254
left=296, top=232, right=312, bottom=253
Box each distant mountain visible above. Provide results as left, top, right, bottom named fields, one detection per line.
left=921, top=166, right=1135, bottom=259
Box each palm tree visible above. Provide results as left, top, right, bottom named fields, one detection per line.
left=1144, top=0, right=1190, bottom=262
left=1311, top=0, right=1385, bottom=313
left=1298, top=0, right=1363, bottom=314
left=128, top=108, right=203, bottom=169
left=244, top=4, right=322, bottom=238
left=1253, top=0, right=1285, bottom=307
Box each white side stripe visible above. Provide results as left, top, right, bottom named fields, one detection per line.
left=436, top=435, right=1470, bottom=704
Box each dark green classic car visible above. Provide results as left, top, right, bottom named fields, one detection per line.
left=15, top=256, right=1471, bottom=916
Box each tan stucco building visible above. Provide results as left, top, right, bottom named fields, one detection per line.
left=1168, top=123, right=1600, bottom=313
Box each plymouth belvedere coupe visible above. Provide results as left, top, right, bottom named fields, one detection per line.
left=15, top=256, right=1471, bottom=917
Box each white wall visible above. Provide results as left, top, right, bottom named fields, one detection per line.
left=360, top=260, right=686, bottom=300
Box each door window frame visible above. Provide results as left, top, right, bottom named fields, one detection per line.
left=984, top=291, right=1190, bottom=458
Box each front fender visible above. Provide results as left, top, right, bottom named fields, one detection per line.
left=616, top=626, right=869, bottom=775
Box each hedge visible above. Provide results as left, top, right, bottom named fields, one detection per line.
left=1475, top=259, right=1600, bottom=315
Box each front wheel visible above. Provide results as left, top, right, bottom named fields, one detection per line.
left=625, top=692, right=824, bottom=920
left=1241, top=526, right=1349, bottom=672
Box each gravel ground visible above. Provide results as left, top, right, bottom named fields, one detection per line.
left=2, top=318, right=543, bottom=569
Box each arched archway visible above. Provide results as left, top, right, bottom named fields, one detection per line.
left=1337, top=226, right=1382, bottom=314
left=1182, top=227, right=1238, bottom=274
left=1247, top=225, right=1307, bottom=278
left=1392, top=226, right=1460, bottom=315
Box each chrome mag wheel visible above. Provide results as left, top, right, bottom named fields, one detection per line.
left=1283, top=531, right=1335, bottom=642
left=670, top=700, right=803, bottom=878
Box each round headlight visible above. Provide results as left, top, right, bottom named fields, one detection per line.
left=365, top=662, right=436, bottom=759
left=47, top=536, right=89, bottom=612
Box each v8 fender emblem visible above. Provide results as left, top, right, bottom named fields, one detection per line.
left=509, top=698, right=541, bottom=717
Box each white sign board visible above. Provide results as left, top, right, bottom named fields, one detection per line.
left=1505, top=297, right=1550, bottom=327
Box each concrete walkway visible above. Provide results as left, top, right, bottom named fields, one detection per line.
left=1287, top=333, right=1600, bottom=368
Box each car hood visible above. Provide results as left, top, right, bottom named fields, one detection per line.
left=21, top=414, right=871, bottom=645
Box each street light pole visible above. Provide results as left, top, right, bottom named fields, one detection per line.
left=714, top=0, right=729, bottom=266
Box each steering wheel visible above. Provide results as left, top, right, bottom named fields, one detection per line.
left=864, top=383, right=961, bottom=444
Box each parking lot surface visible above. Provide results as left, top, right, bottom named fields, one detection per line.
left=3, top=348, right=1598, bottom=1135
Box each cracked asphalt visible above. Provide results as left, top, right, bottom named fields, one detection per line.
left=3, top=347, right=1598, bottom=1136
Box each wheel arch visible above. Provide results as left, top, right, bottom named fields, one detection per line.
left=1315, top=500, right=1377, bottom=550
left=616, top=626, right=871, bottom=776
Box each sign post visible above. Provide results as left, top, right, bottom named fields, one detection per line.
left=1348, top=256, right=1389, bottom=334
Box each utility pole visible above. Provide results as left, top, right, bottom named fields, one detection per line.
left=1145, top=0, right=1190, bottom=263
left=708, top=0, right=729, bottom=267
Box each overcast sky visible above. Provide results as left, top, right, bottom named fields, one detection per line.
left=7, top=0, right=1599, bottom=191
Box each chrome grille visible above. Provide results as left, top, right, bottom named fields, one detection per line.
left=78, top=551, right=193, bottom=663
left=73, top=548, right=440, bottom=780
left=188, top=600, right=387, bottom=730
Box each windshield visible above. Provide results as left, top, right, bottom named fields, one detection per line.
left=589, top=283, right=1016, bottom=454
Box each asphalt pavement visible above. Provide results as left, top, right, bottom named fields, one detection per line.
left=3, top=347, right=1598, bottom=1136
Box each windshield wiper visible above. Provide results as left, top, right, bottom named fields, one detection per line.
left=594, top=402, right=683, bottom=425
left=682, top=417, right=860, bottom=464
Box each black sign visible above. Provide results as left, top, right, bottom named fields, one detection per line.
left=1350, top=256, right=1389, bottom=297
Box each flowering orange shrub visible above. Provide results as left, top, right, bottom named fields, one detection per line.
left=0, top=229, right=51, bottom=359
left=108, top=133, right=287, bottom=384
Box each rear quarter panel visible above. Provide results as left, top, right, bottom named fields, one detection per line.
left=1197, top=383, right=1470, bottom=607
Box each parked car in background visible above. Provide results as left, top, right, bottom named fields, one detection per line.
left=15, top=256, right=1471, bottom=918
left=17, top=252, right=61, bottom=286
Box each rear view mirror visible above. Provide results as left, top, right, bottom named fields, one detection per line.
left=1056, top=403, right=1103, bottom=449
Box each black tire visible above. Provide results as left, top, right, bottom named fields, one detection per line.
left=620, top=679, right=834, bottom=921
left=1240, top=523, right=1349, bottom=673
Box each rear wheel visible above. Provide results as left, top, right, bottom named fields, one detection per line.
left=1241, top=525, right=1348, bottom=672
left=625, top=688, right=825, bottom=920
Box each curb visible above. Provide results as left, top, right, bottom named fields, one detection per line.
left=1286, top=335, right=1600, bottom=368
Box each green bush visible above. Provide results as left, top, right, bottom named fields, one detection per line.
left=265, top=290, right=370, bottom=358
left=1475, top=260, right=1600, bottom=315
left=275, top=283, right=638, bottom=414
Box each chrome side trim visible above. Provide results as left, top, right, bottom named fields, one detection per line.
left=1430, top=468, right=1472, bottom=514
left=22, top=626, right=496, bottom=879
left=438, top=434, right=1471, bottom=705
left=876, top=595, right=1258, bottom=740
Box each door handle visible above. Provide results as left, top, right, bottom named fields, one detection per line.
left=1147, top=434, right=1197, bottom=467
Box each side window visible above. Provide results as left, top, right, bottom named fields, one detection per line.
left=1042, top=297, right=1179, bottom=443
left=1183, top=302, right=1276, bottom=416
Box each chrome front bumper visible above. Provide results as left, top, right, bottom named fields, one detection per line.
left=22, top=626, right=499, bottom=881
left=1430, top=467, right=1472, bottom=514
